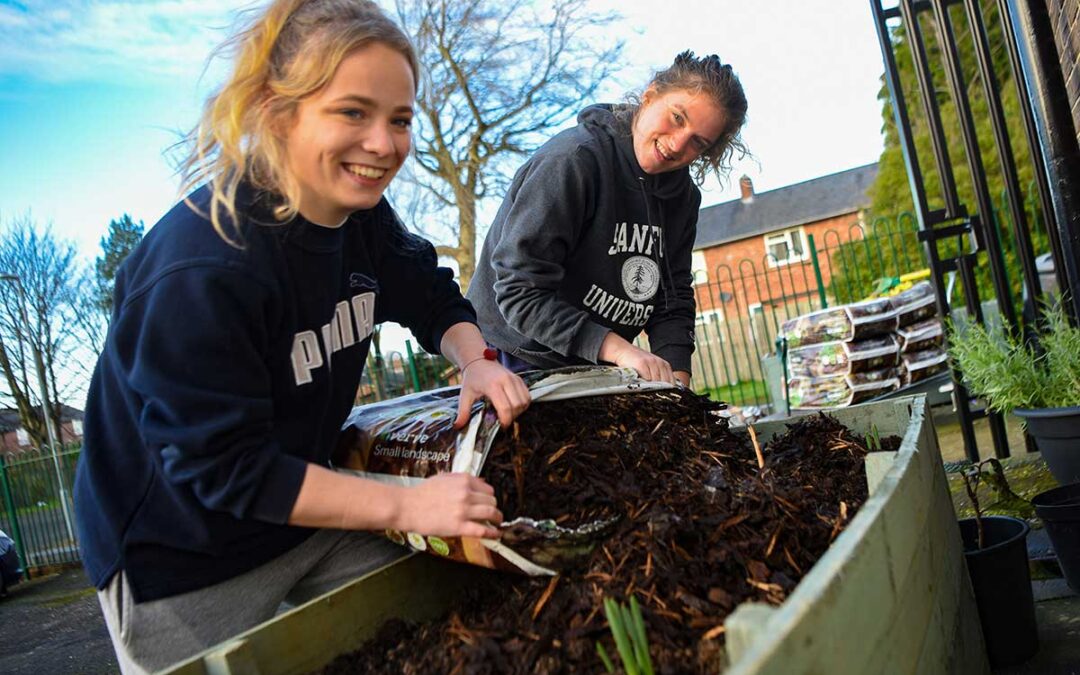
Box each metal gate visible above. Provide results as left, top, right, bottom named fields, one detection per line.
left=870, top=0, right=1080, bottom=461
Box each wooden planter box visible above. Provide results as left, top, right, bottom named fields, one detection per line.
left=163, top=395, right=988, bottom=675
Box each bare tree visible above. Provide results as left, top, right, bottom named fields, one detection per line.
left=0, top=214, right=88, bottom=448
left=392, top=0, right=624, bottom=288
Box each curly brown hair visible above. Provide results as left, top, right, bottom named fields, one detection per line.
left=621, top=50, right=749, bottom=185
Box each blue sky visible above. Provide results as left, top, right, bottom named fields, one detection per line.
left=0, top=0, right=888, bottom=261
left=0, top=0, right=890, bottom=403
left=0, top=0, right=240, bottom=256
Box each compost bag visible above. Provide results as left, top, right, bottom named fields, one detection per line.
left=787, top=367, right=900, bottom=409
left=780, top=296, right=896, bottom=347
left=900, top=346, right=948, bottom=385
left=896, top=317, right=944, bottom=354
left=888, top=281, right=937, bottom=326
left=331, top=366, right=672, bottom=576
left=786, top=334, right=900, bottom=378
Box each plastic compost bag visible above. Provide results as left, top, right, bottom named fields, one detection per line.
left=780, top=296, right=897, bottom=347
left=787, top=367, right=900, bottom=409
left=888, top=281, right=937, bottom=326
left=896, top=317, right=944, bottom=354
left=900, top=346, right=948, bottom=385
left=330, top=366, right=673, bottom=576
left=786, top=334, right=900, bottom=378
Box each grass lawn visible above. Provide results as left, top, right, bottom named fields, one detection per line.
left=700, top=379, right=770, bottom=407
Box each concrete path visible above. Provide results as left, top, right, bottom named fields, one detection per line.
left=0, top=566, right=116, bottom=674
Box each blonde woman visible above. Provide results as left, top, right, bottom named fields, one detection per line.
left=73, top=1, right=529, bottom=671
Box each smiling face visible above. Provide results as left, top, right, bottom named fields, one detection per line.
left=632, top=87, right=727, bottom=175
left=282, top=42, right=415, bottom=226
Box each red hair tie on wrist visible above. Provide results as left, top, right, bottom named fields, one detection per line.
left=462, top=348, right=498, bottom=374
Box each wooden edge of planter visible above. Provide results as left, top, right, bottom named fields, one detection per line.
left=161, top=552, right=477, bottom=675
left=723, top=395, right=989, bottom=675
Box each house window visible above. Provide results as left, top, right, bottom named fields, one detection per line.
left=71, top=419, right=83, bottom=436
left=691, top=251, right=708, bottom=285
left=747, top=302, right=766, bottom=344
left=16, top=428, right=29, bottom=446
left=764, top=227, right=809, bottom=267
left=696, top=310, right=726, bottom=343
left=698, top=308, right=725, bottom=324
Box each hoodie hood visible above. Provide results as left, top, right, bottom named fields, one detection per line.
left=577, top=104, right=692, bottom=201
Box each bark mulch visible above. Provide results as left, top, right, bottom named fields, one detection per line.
left=323, top=389, right=891, bottom=674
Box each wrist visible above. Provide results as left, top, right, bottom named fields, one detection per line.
left=598, top=332, right=628, bottom=362
left=460, top=347, right=498, bottom=375
left=381, top=484, right=408, bottom=532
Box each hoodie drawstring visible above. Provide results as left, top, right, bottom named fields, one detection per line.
left=637, top=177, right=676, bottom=311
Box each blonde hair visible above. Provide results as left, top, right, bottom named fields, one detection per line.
left=178, top=0, right=419, bottom=244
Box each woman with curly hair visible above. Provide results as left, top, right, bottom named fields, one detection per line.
left=469, top=51, right=748, bottom=386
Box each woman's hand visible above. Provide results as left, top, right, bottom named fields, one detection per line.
left=455, top=359, right=530, bottom=429
left=598, top=332, right=676, bottom=384
left=289, top=465, right=502, bottom=539
left=440, top=322, right=530, bottom=429
left=397, top=473, right=503, bottom=539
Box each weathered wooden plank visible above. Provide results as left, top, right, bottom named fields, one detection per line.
left=167, top=553, right=474, bottom=675
left=724, top=396, right=988, bottom=675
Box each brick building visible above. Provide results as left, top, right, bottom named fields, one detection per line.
left=691, top=163, right=879, bottom=319
left=0, top=405, right=84, bottom=456
left=1046, top=0, right=1079, bottom=145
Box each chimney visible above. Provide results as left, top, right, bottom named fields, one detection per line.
left=739, top=175, right=754, bottom=203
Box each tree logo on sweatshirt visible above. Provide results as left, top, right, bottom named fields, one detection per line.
left=621, top=255, right=660, bottom=302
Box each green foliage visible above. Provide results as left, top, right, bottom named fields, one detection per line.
left=870, top=1, right=1051, bottom=311
left=95, top=214, right=144, bottom=317
left=824, top=213, right=928, bottom=304
left=946, top=302, right=1080, bottom=412
left=597, top=595, right=654, bottom=675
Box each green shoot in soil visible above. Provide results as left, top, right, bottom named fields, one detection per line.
left=598, top=595, right=654, bottom=675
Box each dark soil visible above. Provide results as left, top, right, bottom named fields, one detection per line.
left=323, top=390, right=883, bottom=674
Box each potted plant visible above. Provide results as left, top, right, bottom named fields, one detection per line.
left=947, top=302, right=1080, bottom=485
left=958, top=461, right=1039, bottom=668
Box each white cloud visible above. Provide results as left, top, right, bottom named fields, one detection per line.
left=0, top=0, right=261, bottom=83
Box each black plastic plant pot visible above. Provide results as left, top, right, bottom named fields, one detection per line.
left=958, top=515, right=1038, bottom=668
left=1032, top=483, right=1080, bottom=592
left=1013, top=406, right=1080, bottom=485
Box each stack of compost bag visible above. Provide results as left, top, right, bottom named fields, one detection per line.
left=781, top=281, right=947, bottom=409
left=891, top=282, right=948, bottom=385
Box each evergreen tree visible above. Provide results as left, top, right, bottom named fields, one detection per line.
left=831, top=1, right=1050, bottom=307
left=95, top=214, right=144, bottom=317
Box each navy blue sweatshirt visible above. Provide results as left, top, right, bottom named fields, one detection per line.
left=74, top=185, right=474, bottom=602
left=467, top=104, right=699, bottom=372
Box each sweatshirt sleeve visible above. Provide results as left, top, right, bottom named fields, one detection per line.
left=490, top=145, right=612, bottom=361
left=645, top=191, right=701, bottom=373
left=373, top=206, right=476, bottom=353
left=115, top=263, right=306, bottom=525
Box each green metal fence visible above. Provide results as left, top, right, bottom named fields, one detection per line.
left=683, top=212, right=928, bottom=411
left=683, top=191, right=1047, bottom=412
left=0, top=446, right=80, bottom=576
left=360, top=338, right=457, bottom=403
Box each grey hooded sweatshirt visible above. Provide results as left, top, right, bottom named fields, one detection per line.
left=467, top=104, right=699, bottom=372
